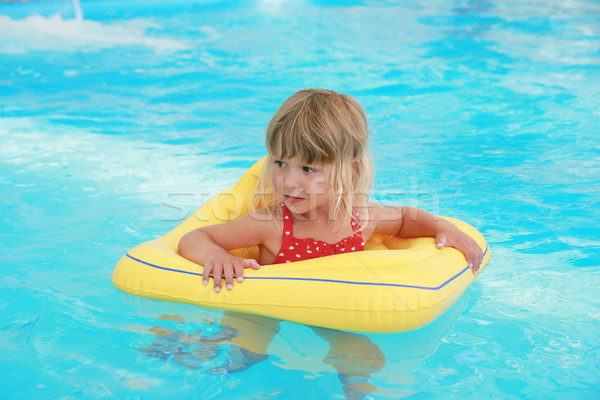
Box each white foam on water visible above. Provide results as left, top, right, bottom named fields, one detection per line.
left=0, top=117, right=248, bottom=207
left=0, top=14, right=190, bottom=55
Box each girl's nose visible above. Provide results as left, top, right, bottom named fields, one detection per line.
left=283, top=169, right=301, bottom=189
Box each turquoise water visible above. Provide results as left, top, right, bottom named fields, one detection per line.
left=1, top=0, right=599, bottom=398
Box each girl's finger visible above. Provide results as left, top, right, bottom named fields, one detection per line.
left=213, top=265, right=223, bottom=292
left=472, top=255, right=480, bottom=275
left=234, top=260, right=245, bottom=283
left=471, top=247, right=482, bottom=275
left=202, top=262, right=213, bottom=285
left=224, top=262, right=235, bottom=290
left=436, top=235, right=447, bottom=249
left=245, top=259, right=261, bottom=270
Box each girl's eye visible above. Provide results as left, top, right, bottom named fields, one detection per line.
left=274, top=160, right=286, bottom=168
left=303, top=166, right=316, bottom=173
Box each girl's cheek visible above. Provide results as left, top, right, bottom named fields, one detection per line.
left=272, top=176, right=283, bottom=197
left=313, top=177, right=328, bottom=194
left=272, top=173, right=282, bottom=188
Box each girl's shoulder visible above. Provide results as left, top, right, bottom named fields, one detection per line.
left=364, top=202, right=405, bottom=236
left=358, top=201, right=386, bottom=224
left=244, top=205, right=284, bottom=233
left=367, top=201, right=395, bottom=218
left=357, top=202, right=380, bottom=239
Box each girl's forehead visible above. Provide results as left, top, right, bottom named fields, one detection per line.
left=275, top=154, right=327, bottom=167
left=269, top=133, right=336, bottom=165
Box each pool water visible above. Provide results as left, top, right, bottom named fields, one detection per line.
left=1, top=0, right=599, bottom=399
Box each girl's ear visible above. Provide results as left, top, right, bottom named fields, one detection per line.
left=352, top=158, right=360, bottom=175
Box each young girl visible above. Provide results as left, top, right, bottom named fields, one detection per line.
left=178, top=88, right=483, bottom=292
left=177, top=89, right=483, bottom=393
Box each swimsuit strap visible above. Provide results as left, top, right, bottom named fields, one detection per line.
left=280, top=203, right=294, bottom=247
left=350, top=207, right=364, bottom=240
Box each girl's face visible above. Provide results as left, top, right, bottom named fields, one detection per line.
left=271, top=156, right=334, bottom=219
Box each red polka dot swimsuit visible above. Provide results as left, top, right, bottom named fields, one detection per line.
left=272, top=203, right=365, bottom=264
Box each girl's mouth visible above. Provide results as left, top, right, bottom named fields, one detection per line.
left=284, top=195, right=304, bottom=204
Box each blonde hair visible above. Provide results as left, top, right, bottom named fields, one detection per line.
left=252, top=88, right=374, bottom=231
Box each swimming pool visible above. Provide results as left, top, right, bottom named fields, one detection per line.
left=1, top=0, right=599, bottom=398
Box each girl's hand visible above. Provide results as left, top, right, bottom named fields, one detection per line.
left=202, top=254, right=261, bottom=292
left=435, top=227, right=484, bottom=275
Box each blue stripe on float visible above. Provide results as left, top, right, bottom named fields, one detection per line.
left=126, top=253, right=203, bottom=276
left=125, top=244, right=488, bottom=291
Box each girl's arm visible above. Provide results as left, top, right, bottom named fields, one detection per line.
left=178, top=209, right=275, bottom=292
left=371, top=204, right=484, bottom=274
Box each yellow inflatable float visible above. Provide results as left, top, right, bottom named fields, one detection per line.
left=112, top=159, right=490, bottom=333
